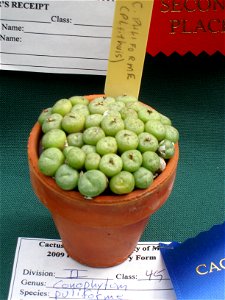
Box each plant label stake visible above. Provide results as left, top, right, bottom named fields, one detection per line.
left=104, top=0, right=154, bottom=98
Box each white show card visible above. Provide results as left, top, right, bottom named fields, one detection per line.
left=0, top=0, right=114, bottom=75
left=8, top=238, right=176, bottom=300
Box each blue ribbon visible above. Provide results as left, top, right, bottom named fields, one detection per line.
left=160, top=222, right=225, bottom=299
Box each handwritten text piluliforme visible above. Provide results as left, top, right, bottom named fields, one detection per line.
left=105, top=1, right=154, bottom=98
left=47, top=267, right=168, bottom=300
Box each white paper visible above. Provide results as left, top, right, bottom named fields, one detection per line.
left=8, top=238, right=176, bottom=300
left=0, top=0, right=115, bottom=74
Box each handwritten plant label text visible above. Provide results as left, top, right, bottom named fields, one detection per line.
left=104, top=0, right=154, bottom=98
left=53, top=268, right=127, bottom=300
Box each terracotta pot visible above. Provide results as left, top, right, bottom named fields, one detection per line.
left=27, top=94, right=179, bottom=267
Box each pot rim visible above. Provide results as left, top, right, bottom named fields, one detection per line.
left=28, top=94, right=179, bottom=206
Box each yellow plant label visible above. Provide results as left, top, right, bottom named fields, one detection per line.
left=104, top=0, right=154, bottom=98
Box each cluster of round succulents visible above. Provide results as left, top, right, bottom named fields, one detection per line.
left=37, top=95, right=179, bottom=198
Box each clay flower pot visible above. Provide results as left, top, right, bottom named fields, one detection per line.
left=27, top=94, right=179, bottom=267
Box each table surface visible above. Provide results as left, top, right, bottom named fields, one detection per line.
left=1, top=52, right=225, bottom=299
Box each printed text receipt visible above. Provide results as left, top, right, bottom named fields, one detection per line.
left=8, top=238, right=176, bottom=300
left=0, top=1, right=114, bottom=74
